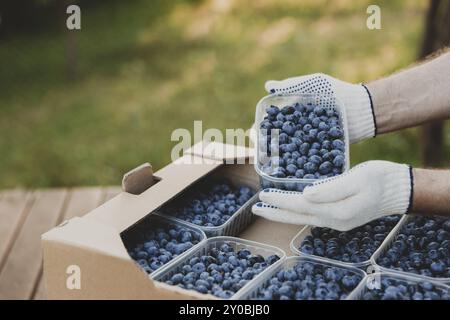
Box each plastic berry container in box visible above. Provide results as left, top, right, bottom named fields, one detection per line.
left=157, top=175, right=259, bottom=237
left=290, top=215, right=404, bottom=269
left=254, top=93, right=350, bottom=191
left=348, top=271, right=450, bottom=300
left=121, top=214, right=207, bottom=276
left=372, top=214, right=450, bottom=283
left=236, top=256, right=366, bottom=300
left=151, top=236, right=286, bottom=299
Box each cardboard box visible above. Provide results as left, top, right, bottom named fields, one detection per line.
left=42, top=142, right=301, bottom=299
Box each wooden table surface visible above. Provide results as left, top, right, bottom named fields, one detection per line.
left=0, top=186, right=121, bottom=300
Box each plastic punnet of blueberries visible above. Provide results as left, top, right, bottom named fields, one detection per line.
left=123, top=219, right=204, bottom=274
left=160, top=180, right=255, bottom=228
left=253, top=261, right=362, bottom=300
left=377, top=216, right=450, bottom=278
left=363, top=276, right=450, bottom=300
left=258, top=102, right=346, bottom=183
left=162, top=243, right=281, bottom=299
left=299, top=215, right=401, bottom=264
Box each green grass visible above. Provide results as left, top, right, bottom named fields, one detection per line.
left=0, top=0, right=440, bottom=188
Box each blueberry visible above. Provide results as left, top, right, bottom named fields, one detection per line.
left=303, top=162, right=318, bottom=174
left=260, top=120, right=273, bottom=130
left=308, top=148, right=319, bottom=157
left=296, top=156, right=307, bottom=168
left=309, top=155, right=322, bottom=165
left=266, top=105, right=280, bottom=116
left=341, top=275, right=358, bottom=289
left=267, top=255, right=280, bottom=265
left=317, top=121, right=329, bottom=131
left=299, top=142, right=310, bottom=156
left=319, top=161, right=332, bottom=175
left=311, top=117, right=321, bottom=128
left=295, top=169, right=305, bottom=178
left=311, top=142, right=321, bottom=150
left=279, top=285, right=294, bottom=298
left=316, top=131, right=329, bottom=143
left=329, top=127, right=343, bottom=138
left=286, top=164, right=298, bottom=176
left=303, top=124, right=312, bottom=133
left=192, top=262, right=206, bottom=273
left=282, top=121, right=296, bottom=135
left=332, top=139, right=345, bottom=151
left=313, top=106, right=325, bottom=116
left=333, top=155, right=345, bottom=168
left=309, top=129, right=318, bottom=139
left=431, top=261, right=446, bottom=274
left=281, top=105, right=295, bottom=115
left=276, top=113, right=285, bottom=122
left=322, top=140, right=332, bottom=150
left=272, top=120, right=283, bottom=129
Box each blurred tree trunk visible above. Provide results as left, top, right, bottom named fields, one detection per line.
left=419, top=0, right=450, bottom=167
left=60, top=0, right=78, bottom=81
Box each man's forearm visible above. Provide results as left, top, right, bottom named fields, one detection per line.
left=367, top=51, right=450, bottom=134
left=412, top=168, right=450, bottom=217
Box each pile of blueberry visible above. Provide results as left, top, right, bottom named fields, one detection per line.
left=125, top=221, right=204, bottom=274
left=162, top=181, right=255, bottom=227
left=254, top=261, right=362, bottom=300
left=377, top=216, right=450, bottom=278
left=299, top=215, right=401, bottom=264
left=362, top=277, right=449, bottom=300
left=162, top=243, right=280, bottom=299
left=259, top=103, right=346, bottom=180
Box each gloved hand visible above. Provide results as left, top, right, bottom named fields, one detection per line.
left=264, top=73, right=377, bottom=144
left=252, top=161, right=413, bottom=231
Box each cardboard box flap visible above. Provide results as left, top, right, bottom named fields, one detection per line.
left=122, top=162, right=155, bottom=194
left=84, top=154, right=223, bottom=231
left=186, top=141, right=252, bottom=163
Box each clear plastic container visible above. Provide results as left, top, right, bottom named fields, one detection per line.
left=236, top=256, right=366, bottom=300
left=157, top=175, right=259, bottom=237
left=348, top=271, right=450, bottom=300
left=151, top=236, right=286, bottom=299
left=371, top=215, right=450, bottom=283
left=121, top=214, right=207, bottom=276
left=254, top=93, right=350, bottom=191
left=290, top=215, right=406, bottom=269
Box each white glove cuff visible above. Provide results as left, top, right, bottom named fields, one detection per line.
left=380, top=164, right=414, bottom=216
left=333, top=80, right=376, bottom=143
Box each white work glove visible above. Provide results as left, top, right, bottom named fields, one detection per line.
left=252, top=161, right=413, bottom=231
left=263, top=73, right=377, bottom=144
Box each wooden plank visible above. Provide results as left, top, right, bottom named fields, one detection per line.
left=63, top=187, right=105, bottom=220
left=0, top=190, right=34, bottom=272
left=101, top=186, right=122, bottom=204
left=32, top=187, right=105, bottom=300
left=0, top=189, right=68, bottom=300
left=32, top=274, right=47, bottom=300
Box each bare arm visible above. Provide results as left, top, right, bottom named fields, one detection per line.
left=412, top=168, right=450, bottom=217
left=367, top=51, right=450, bottom=134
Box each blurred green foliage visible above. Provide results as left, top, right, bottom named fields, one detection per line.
left=0, top=0, right=445, bottom=189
